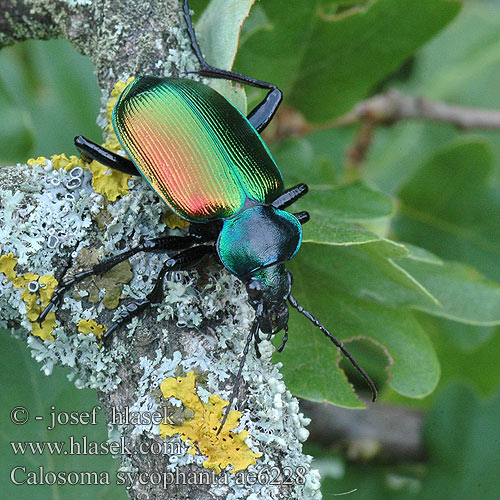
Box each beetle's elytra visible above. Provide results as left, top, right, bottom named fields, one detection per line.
left=38, top=0, right=376, bottom=432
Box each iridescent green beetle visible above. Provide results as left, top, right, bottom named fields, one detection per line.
left=39, top=0, right=376, bottom=431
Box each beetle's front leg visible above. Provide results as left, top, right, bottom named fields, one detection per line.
left=253, top=328, right=262, bottom=359
left=104, top=244, right=214, bottom=342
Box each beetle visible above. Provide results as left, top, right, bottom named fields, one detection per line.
left=38, top=0, right=376, bottom=432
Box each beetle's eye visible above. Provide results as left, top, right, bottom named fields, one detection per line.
left=246, top=279, right=263, bottom=300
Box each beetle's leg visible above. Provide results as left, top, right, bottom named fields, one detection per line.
left=253, top=328, right=262, bottom=359
left=217, top=312, right=260, bottom=435
left=293, top=211, right=310, bottom=225
left=277, top=324, right=289, bottom=353
left=74, top=136, right=139, bottom=176
left=37, top=235, right=204, bottom=324
left=104, top=244, right=214, bottom=342
left=183, top=0, right=282, bottom=133
left=272, top=183, right=309, bottom=209
left=188, top=220, right=223, bottom=242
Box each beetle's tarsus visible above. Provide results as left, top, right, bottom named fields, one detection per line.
left=101, top=245, right=214, bottom=342
left=103, top=299, right=151, bottom=345
left=254, top=328, right=262, bottom=359
left=277, top=324, right=288, bottom=353
left=217, top=307, right=261, bottom=436
left=37, top=301, right=55, bottom=324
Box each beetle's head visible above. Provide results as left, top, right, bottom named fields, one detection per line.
left=216, top=204, right=378, bottom=402
left=216, top=204, right=301, bottom=333
left=246, top=265, right=292, bottom=334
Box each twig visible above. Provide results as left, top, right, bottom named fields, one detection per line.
left=301, top=399, right=425, bottom=462
left=345, top=120, right=376, bottom=173
left=336, top=88, right=500, bottom=130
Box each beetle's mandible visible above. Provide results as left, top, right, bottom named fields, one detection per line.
left=38, top=0, right=377, bottom=433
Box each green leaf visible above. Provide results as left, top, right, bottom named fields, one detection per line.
left=305, top=242, right=500, bottom=325
left=395, top=139, right=500, bottom=283
left=395, top=257, right=500, bottom=325
left=195, top=0, right=255, bottom=112
left=420, top=385, right=500, bottom=500
left=298, top=181, right=395, bottom=223
left=0, top=104, right=34, bottom=164
left=281, top=227, right=500, bottom=403
left=281, top=244, right=441, bottom=404
left=196, top=0, right=255, bottom=71
left=272, top=138, right=399, bottom=246
left=237, top=0, right=461, bottom=122
left=272, top=136, right=343, bottom=186
left=0, top=40, right=101, bottom=161
left=419, top=315, right=500, bottom=396
left=296, top=181, right=398, bottom=247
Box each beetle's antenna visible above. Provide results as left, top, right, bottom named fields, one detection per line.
left=288, top=294, right=377, bottom=402
left=217, top=314, right=260, bottom=435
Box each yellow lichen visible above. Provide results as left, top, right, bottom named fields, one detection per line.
left=88, top=77, right=136, bottom=202
left=73, top=249, right=133, bottom=310
left=0, top=253, right=58, bottom=341
left=89, top=161, right=131, bottom=202
left=50, top=153, right=87, bottom=171
left=27, top=154, right=87, bottom=171
left=159, top=371, right=261, bottom=474
left=161, top=211, right=190, bottom=230
left=77, top=319, right=107, bottom=339
left=0, top=253, right=19, bottom=283
left=27, top=156, right=48, bottom=167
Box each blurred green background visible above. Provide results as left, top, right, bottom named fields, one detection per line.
left=2, top=0, right=500, bottom=499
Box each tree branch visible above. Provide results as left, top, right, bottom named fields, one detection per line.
left=337, top=88, right=500, bottom=130
left=0, top=1, right=321, bottom=499
left=1, top=0, right=189, bottom=93
left=301, top=400, right=425, bottom=462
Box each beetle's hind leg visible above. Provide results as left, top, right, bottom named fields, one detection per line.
left=74, top=136, right=139, bottom=176
left=253, top=328, right=262, bottom=358
left=37, top=235, right=204, bottom=324
left=104, top=244, right=214, bottom=342
left=183, top=0, right=282, bottom=133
